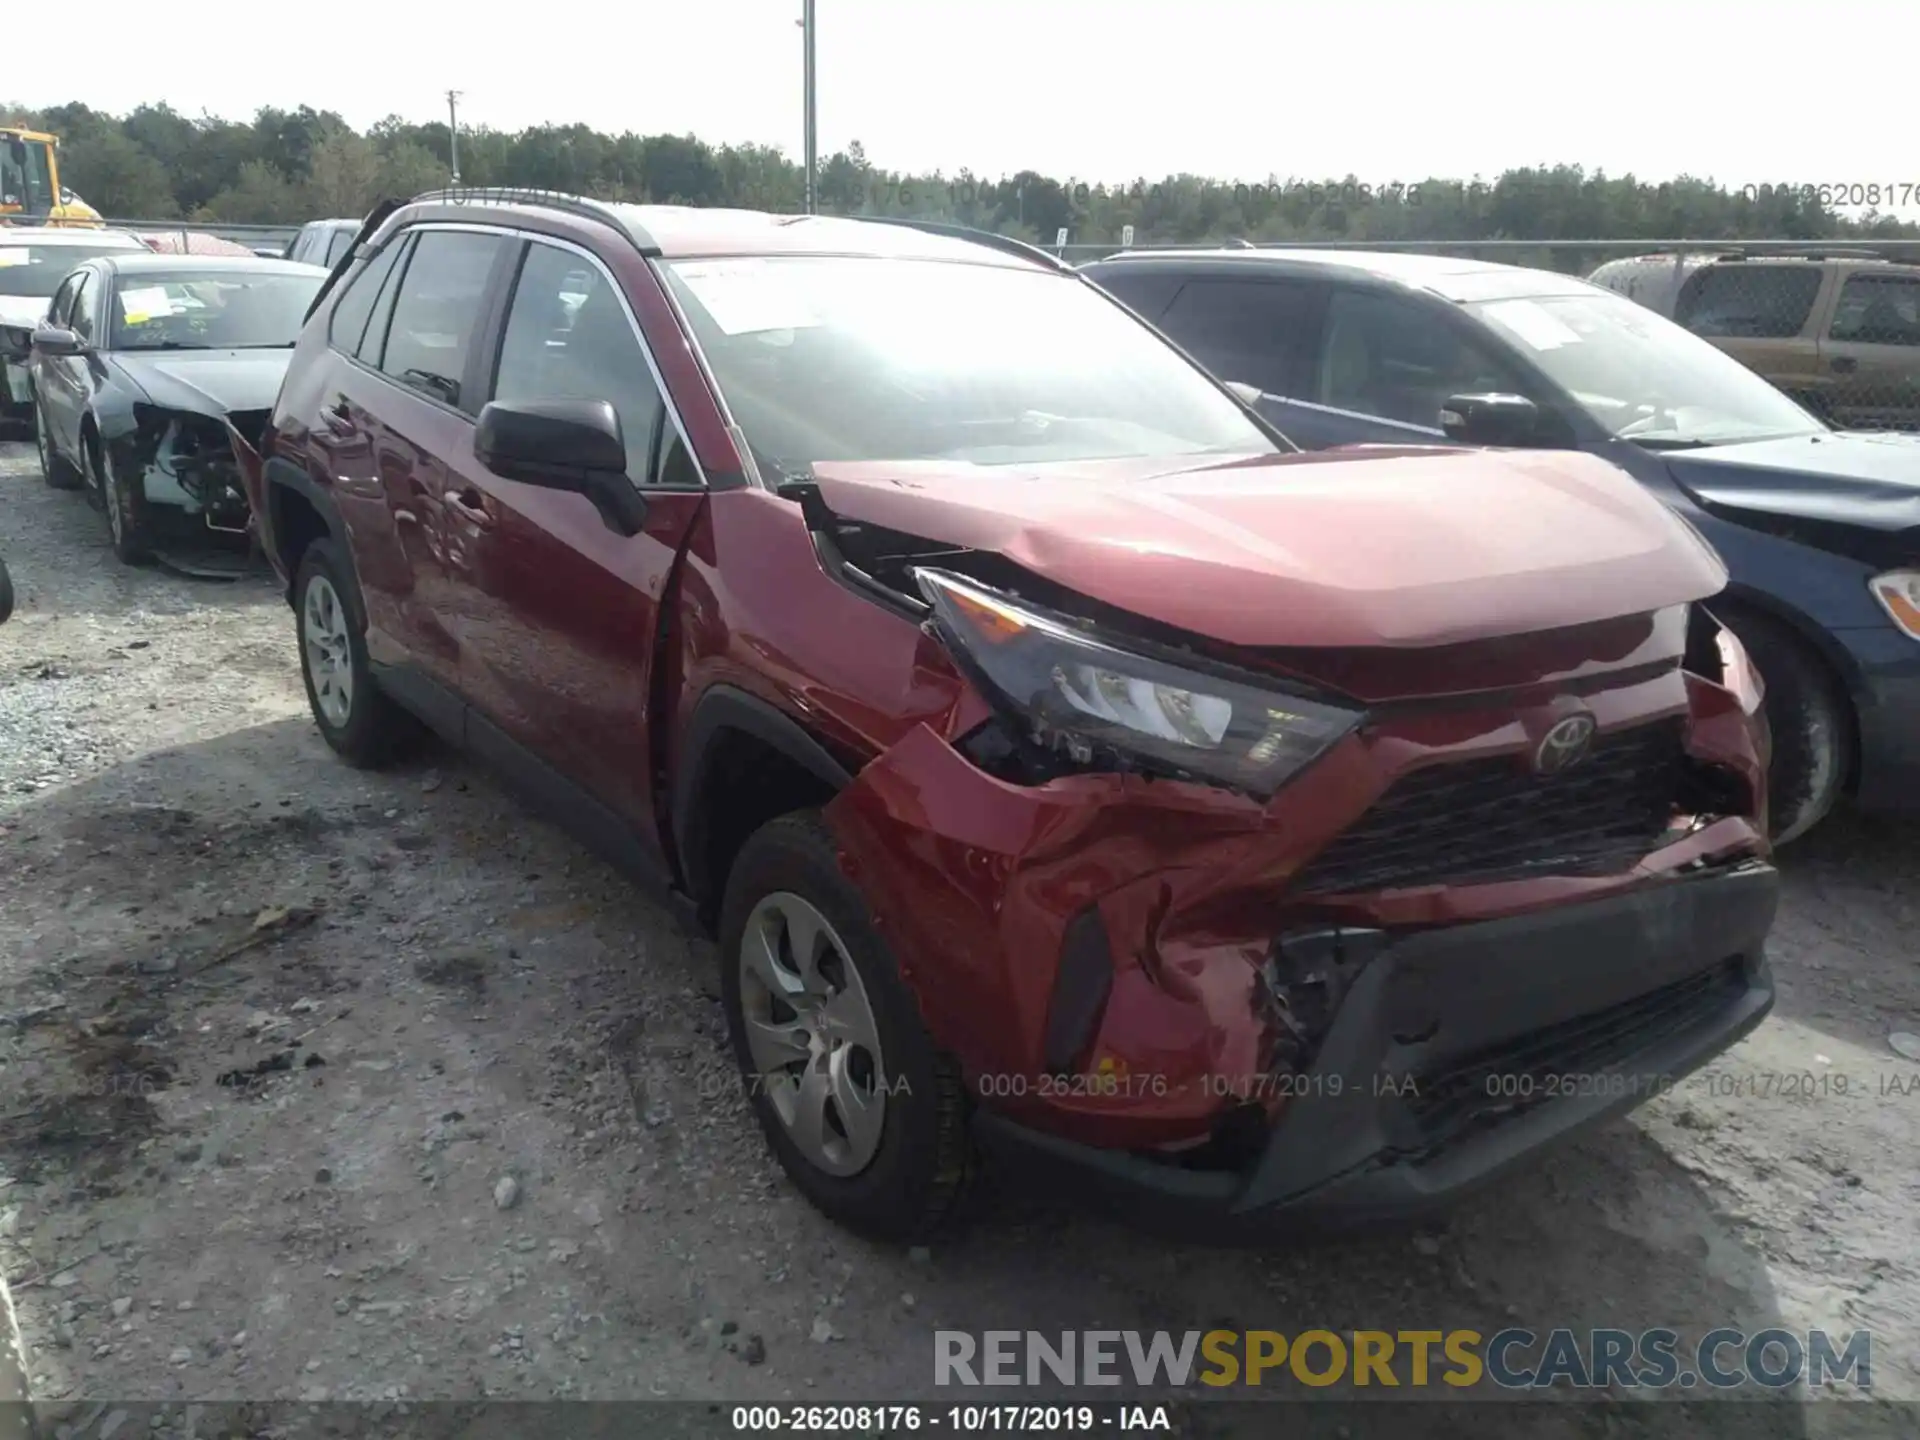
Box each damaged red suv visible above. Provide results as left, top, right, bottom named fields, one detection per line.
left=242, top=191, right=1780, bottom=1241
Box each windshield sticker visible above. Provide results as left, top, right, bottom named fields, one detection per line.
left=0, top=251, right=27, bottom=268
left=675, top=261, right=825, bottom=336
left=116, top=286, right=175, bottom=325
left=1483, top=299, right=1583, bottom=351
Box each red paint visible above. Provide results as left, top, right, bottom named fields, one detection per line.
left=251, top=196, right=1773, bottom=1165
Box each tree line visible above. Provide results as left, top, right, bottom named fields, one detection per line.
left=8, top=100, right=1919, bottom=262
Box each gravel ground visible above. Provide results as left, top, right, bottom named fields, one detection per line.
left=2, top=440, right=1918, bottom=1437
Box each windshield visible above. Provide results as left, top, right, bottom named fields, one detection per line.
left=1470, top=290, right=1823, bottom=447
left=660, top=256, right=1277, bottom=474
left=0, top=245, right=137, bottom=300
left=110, top=271, right=324, bottom=350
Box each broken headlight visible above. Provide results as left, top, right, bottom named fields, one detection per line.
left=916, top=568, right=1362, bottom=797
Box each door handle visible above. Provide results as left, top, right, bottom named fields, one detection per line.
left=446, top=486, right=493, bottom=527
left=319, top=398, right=355, bottom=435
left=1831, top=356, right=1858, bottom=373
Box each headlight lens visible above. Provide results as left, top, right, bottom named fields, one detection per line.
left=1870, top=569, right=1920, bottom=640
left=915, top=568, right=1363, bottom=796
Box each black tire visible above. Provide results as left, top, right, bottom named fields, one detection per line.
left=719, top=812, right=973, bottom=1241
left=293, top=538, right=423, bottom=768
left=0, top=555, right=14, bottom=625
left=35, top=394, right=81, bottom=490
left=88, top=430, right=154, bottom=565
left=1719, top=606, right=1853, bottom=845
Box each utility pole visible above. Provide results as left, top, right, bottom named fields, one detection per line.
left=446, top=90, right=463, bottom=185
left=801, top=0, right=817, bottom=213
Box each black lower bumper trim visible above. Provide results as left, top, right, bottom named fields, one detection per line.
left=974, top=860, right=1779, bottom=1242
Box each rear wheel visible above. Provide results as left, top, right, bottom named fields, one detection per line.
left=293, top=538, right=422, bottom=767
left=1720, top=607, right=1853, bottom=845
left=35, top=395, right=81, bottom=490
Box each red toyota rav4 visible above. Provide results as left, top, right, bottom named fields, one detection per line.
left=241, top=190, right=1780, bottom=1242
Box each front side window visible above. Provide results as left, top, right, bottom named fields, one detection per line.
left=47, top=272, right=80, bottom=326
left=68, top=273, right=98, bottom=342
left=659, top=256, right=1276, bottom=476
left=1473, top=289, right=1823, bottom=446
left=109, top=270, right=325, bottom=351
left=0, top=245, right=141, bottom=300
left=1675, top=264, right=1822, bottom=339
left=1828, top=274, right=1920, bottom=347
left=1318, top=289, right=1516, bottom=427
left=379, top=230, right=507, bottom=411
left=492, top=242, right=663, bottom=482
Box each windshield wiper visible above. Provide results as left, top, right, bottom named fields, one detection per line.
left=1629, top=436, right=1718, bottom=452
left=120, top=340, right=214, bottom=351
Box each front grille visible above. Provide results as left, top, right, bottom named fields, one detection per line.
left=1290, top=719, right=1685, bottom=895
left=1404, top=958, right=1747, bottom=1145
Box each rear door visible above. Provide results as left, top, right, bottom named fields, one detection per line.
left=349, top=225, right=513, bottom=690
left=440, top=236, right=709, bottom=845
left=1672, top=261, right=1828, bottom=409
left=1815, top=268, right=1920, bottom=431
left=1148, top=275, right=1344, bottom=442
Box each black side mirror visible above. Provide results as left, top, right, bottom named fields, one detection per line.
left=1439, top=392, right=1539, bottom=447
left=474, top=398, right=646, bottom=536
left=0, top=322, right=33, bottom=362
left=30, top=325, right=84, bottom=358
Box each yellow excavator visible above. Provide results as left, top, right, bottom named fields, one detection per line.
left=1, top=125, right=105, bottom=227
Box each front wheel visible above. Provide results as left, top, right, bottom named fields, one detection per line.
left=1720, top=607, right=1853, bottom=845
left=91, top=434, right=153, bottom=564
left=719, top=812, right=974, bottom=1241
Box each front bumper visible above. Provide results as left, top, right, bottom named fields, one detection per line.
left=1841, top=625, right=1920, bottom=811
left=974, top=860, right=1778, bottom=1239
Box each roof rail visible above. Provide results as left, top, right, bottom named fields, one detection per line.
left=406, top=187, right=660, bottom=256
left=850, top=216, right=1073, bottom=271
left=1718, top=246, right=1911, bottom=263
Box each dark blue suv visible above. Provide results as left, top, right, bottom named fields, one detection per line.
left=1081, top=249, right=1920, bottom=843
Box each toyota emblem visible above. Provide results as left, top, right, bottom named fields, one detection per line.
left=1533, top=713, right=1597, bottom=775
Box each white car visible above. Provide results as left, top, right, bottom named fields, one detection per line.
left=0, top=226, right=149, bottom=431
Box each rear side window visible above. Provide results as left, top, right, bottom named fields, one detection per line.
left=323, top=230, right=354, bottom=269
left=1088, top=267, right=1183, bottom=322
left=1157, top=277, right=1327, bottom=399
left=328, top=238, right=403, bottom=355
left=491, top=241, right=665, bottom=482
left=378, top=230, right=507, bottom=412
left=1675, top=264, right=1822, bottom=339
left=1828, top=273, right=1920, bottom=347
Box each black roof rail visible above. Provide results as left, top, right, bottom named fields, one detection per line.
left=406, top=187, right=661, bottom=256
left=850, top=216, right=1072, bottom=271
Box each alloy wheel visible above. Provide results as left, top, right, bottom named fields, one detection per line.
left=302, top=574, right=355, bottom=728
left=737, top=891, right=889, bottom=1177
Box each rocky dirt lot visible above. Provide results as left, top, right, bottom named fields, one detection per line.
left=1, top=441, right=1918, bottom=1438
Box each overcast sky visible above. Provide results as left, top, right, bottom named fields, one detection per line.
left=14, top=0, right=1920, bottom=214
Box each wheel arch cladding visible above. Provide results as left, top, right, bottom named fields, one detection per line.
left=263, top=458, right=342, bottom=599
left=672, top=686, right=857, bottom=927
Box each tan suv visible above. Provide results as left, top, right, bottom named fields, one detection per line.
left=1587, top=250, right=1920, bottom=431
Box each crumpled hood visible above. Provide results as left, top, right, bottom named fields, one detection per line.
left=0, top=295, right=50, bottom=329
left=812, top=446, right=1729, bottom=649
left=1661, top=431, right=1920, bottom=532
left=111, top=349, right=292, bottom=415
